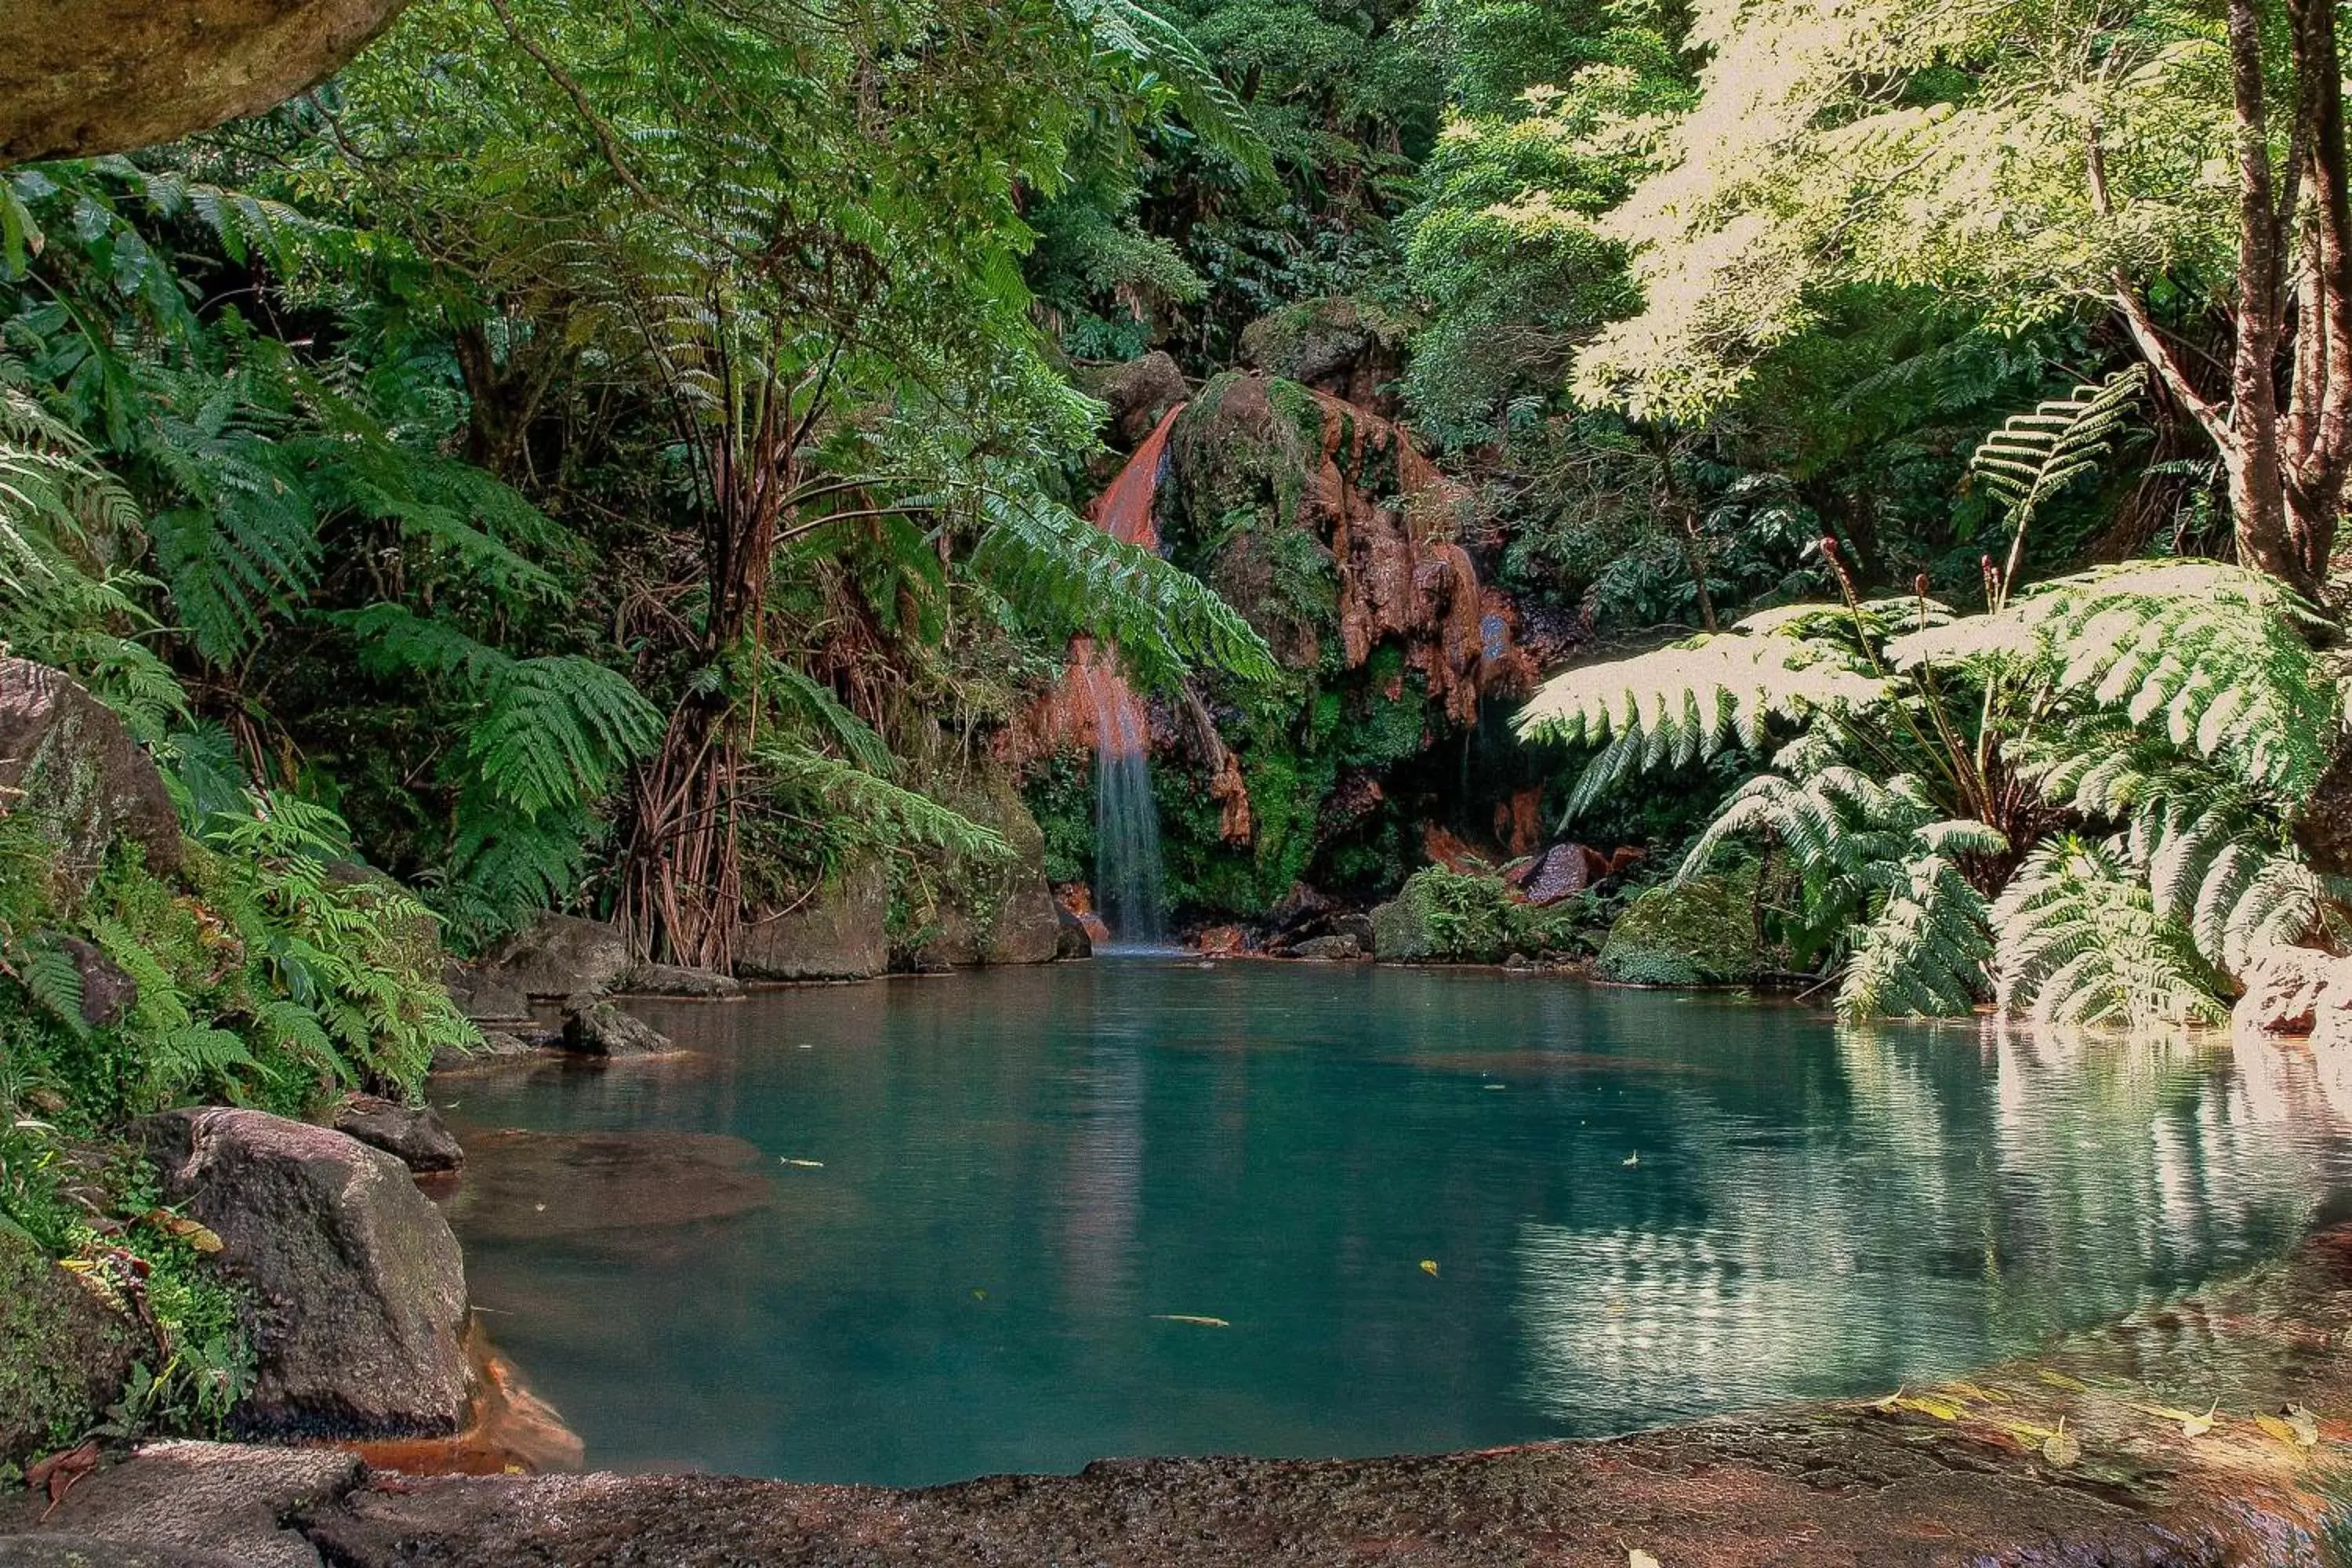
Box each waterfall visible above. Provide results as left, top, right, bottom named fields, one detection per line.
left=1082, top=654, right=1168, bottom=948
left=1078, top=403, right=1185, bottom=949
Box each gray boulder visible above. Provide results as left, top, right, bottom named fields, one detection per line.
left=1, top=1442, right=360, bottom=1568
left=560, top=1000, right=672, bottom=1058
left=737, top=862, right=888, bottom=981
left=1055, top=904, right=1093, bottom=960
left=441, top=961, right=529, bottom=1022
left=330, top=1093, right=463, bottom=1174
left=474, top=913, right=632, bottom=1001
left=614, top=961, right=742, bottom=999
left=0, top=659, right=180, bottom=907
left=1294, top=934, right=1365, bottom=961
left=138, top=1109, right=471, bottom=1439
left=0, top=1225, right=137, bottom=1468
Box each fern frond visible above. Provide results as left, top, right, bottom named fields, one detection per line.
left=1991, top=835, right=2224, bottom=1029
left=1065, top=0, right=1274, bottom=181
left=1520, top=608, right=1889, bottom=816
left=765, top=659, right=892, bottom=774
left=753, top=744, right=1013, bottom=862
left=1967, top=366, right=2146, bottom=532
left=972, top=491, right=1278, bottom=690
left=1837, top=841, right=1996, bottom=1020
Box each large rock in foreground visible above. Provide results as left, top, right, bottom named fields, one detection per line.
left=0, top=659, right=181, bottom=907
left=140, top=1109, right=471, bottom=1439
left=736, top=862, right=888, bottom=981
left=0, top=1225, right=137, bottom=1468
left=0, top=0, right=412, bottom=165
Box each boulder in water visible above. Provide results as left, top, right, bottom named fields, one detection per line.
left=1294, top=934, right=1365, bottom=961
left=139, top=1109, right=471, bottom=1439
left=1595, top=869, right=1762, bottom=987
left=614, top=961, right=742, bottom=998
left=559, top=1000, right=673, bottom=1058
left=736, top=862, right=888, bottom=981
left=473, top=914, right=632, bottom=1002
left=1055, top=904, right=1093, bottom=960
left=331, top=1094, right=464, bottom=1174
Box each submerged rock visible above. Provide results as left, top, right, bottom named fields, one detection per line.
left=1595, top=870, right=1762, bottom=987
left=439, top=1130, right=773, bottom=1243
left=559, top=1000, right=673, bottom=1058
left=736, top=861, right=889, bottom=981
left=0, top=659, right=181, bottom=907
left=331, top=1094, right=464, bottom=1174
left=139, top=1109, right=471, bottom=1439
left=0, top=1225, right=136, bottom=1468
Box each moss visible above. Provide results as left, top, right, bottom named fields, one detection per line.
left=1370, top=867, right=1609, bottom=963
left=1595, top=866, right=1764, bottom=985
left=1023, top=749, right=1094, bottom=887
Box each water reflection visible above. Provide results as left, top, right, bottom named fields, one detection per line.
left=436, top=967, right=2352, bottom=1486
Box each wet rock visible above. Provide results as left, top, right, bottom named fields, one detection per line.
left=441, top=961, right=528, bottom=1023
left=1079, top=350, right=1188, bottom=452
left=1595, top=868, right=1762, bottom=987
left=1236, top=296, right=1406, bottom=415
left=439, top=1130, right=772, bottom=1243
left=736, top=861, right=887, bottom=981
left=1293, top=934, right=1364, bottom=961
left=0, top=1441, right=359, bottom=1568
left=613, top=961, right=742, bottom=999
left=2234, top=946, right=2339, bottom=1034
left=1196, top=924, right=1246, bottom=956
left=0, top=659, right=180, bottom=907
left=474, top=914, right=631, bottom=1002
left=0, top=0, right=412, bottom=164
left=559, top=1000, right=672, bottom=1058
left=1515, top=843, right=1610, bottom=906
left=1055, top=904, right=1093, bottom=960
left=59, top=935, right=136, bottom=1025
left=330, top=1093, right=463, bottom=1174
left=138, top=1109, right=470, bottom=1439
left=909, top=771, right=1062, bottom=968
left=430, top=1029, right=546, bottom=1074
left=0, top=1225, right=136, bottom=1468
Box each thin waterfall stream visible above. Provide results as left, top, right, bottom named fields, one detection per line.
left=1079, top=403, right=1185, bottom=949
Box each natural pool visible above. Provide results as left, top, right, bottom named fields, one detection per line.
left=433, top=960, right=2352, bottom=1487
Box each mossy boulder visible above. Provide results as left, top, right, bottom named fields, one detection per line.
left=1371, top=867, right=1599, bottom=964
left=1595, top=869, right=1762, bottom=986
left=1237, top=297, right=1407, bottom=413
left=0, top=659, right=182, bottom=910
left=735, top=861, right=887, bottom=981
left=0, top=1224, right=138, bottom=1467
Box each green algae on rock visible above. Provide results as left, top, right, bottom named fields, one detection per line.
left=1595, top=867, right=1763, bottom=986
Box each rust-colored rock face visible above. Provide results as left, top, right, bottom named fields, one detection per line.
left=0, top=0, right=412, bottom=165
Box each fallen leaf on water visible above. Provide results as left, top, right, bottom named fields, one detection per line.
left=2255, top=1413, right=2303, bottom=1447
left=1420, top=1259, right=1440, bottom=1277
left=2042, top=1417, right=2080, bottom=1468
left=2129, top=1399, right=2219, bottom=1439
left=1630, top=1552, right=1662, bottom=1568
left=1890, top=1392, right=1967, bottom=1421
left=1621, top=1152, right=1639, bottom=1167
left=2038, top=1370, right=2089, bottom=1393
left=780, top=1158, right=825, bottom=1167
left=2281, top=1404, right=2321, bottom=1446
left=971, top=1289, right=987, bottom=1301
left=1152, top=1314, right=1230, bottom=1327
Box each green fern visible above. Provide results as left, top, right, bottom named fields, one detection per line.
left=1991, top=836, right=2225, bottom=1029
left=1836, top=829, right=2001, bottom=1020
left=972, top=490, right=1279, bottom=691
left=16, top=944, right=87, bottom=1037
left=1064, top=0, right=1275, bottom=182
left=753, top=743, right=1014, bottom=862
left=1968, top=366, right=2146, bottom=540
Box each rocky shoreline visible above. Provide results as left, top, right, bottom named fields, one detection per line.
left=7, top=1216, right=2350, bottom=1566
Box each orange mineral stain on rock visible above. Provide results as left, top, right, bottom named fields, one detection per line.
left=341, top=1330, right=584, bottom=1477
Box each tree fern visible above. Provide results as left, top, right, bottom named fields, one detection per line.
left=1836, top=834, right=1999, bottom=1020
left=1968, top=367, right=2146, bottom=544
left=1991, top=836, right=2225, bottom=1029
left=1515, top=605, right=1891, bottom=817
left=971, top=490, right=1278, bottom=690
left=16, top=944, right=86, bottom=1036
left=1063, top=0, right=1274, bottom=182
left=753, top=743, right=1013, bottom=862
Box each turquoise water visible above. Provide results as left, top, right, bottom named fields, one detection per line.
left=434, top=961, right=2352, bottom=1486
